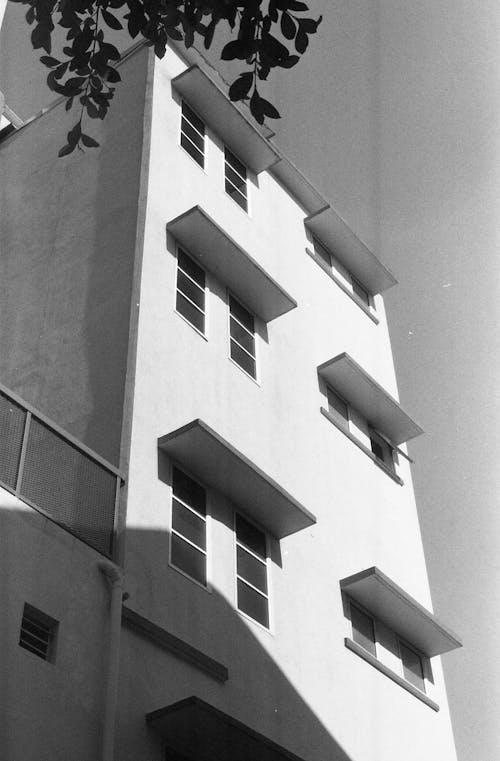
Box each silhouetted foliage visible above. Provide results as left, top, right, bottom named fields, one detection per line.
left=8, top=0, right=321, bottom=156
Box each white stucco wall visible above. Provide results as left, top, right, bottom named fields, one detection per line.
left=121, top=46, right=459, bottom=761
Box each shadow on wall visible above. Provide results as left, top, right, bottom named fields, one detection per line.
left=0, top=503, right=354, bottom=761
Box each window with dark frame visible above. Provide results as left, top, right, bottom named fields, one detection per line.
left=327, top=386, right=349, bottom=428
left=180, top=101, right=205, bottom=168
left=224, top=147, right=248, bottom=211
left=176, top=248, right=206, bottom=335
left=171, top=467, right=207, bottom=587
left=351, top=277, right=370, bottom=307
left=369, top=432, right=395, bottom=472
left=229, top=295, right=256, bottom=379
left=350, top=602, right=376, bottom=657
left=19, top=603, right=58, bottom=662
left=235, top=514, right=269, bottom=628
left=399, top=640, right=426, bottom=693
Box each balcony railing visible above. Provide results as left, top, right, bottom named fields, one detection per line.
left=0, top=384, right=123, bottom=557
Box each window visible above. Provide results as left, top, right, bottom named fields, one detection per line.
left=370, top=431, right=395, bottom=473
left=235, top=514, right=269, bottom=628
left=399, top=640, right=426, bottom=693
left=229, top=295, right=256, bottom=379
left=176, top=248, right=206, bottom=335
left=312, top=237, right=373, bottom=311
left=327, top=386, right=349, bottom=428
left=19, top=604, right=58, bottom=662
left=180, top=101, right=205, bottom=168
left=350, top=603, right=376, bottom=657
left=224, top=148, right=248, bottom=211
left=352, top=277, right=370, bottom=307
left=171, top=467, right=207, bottom=586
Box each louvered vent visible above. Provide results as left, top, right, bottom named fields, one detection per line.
left=19, top=604, right=58, bottom=661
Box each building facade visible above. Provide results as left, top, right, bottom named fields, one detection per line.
left=0, top=26, right=461, bottom=761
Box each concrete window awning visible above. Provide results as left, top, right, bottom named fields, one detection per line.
left=268, top=153, right=328, bottom=216
left=318, top=353, right=423, bottom=445
left=167, top=206, right=297, bottom=322
left=158, top=420, right=315, bottom=539
left=305, top=206, right=397, bottom=295
left=147, top=696, right=308, bottom=761
left=172, top=66, right=280, bottom=174
left=340, top=567, right=462, bottom=657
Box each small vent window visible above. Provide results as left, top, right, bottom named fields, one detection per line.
left=19, top=604, right=58, bottom=662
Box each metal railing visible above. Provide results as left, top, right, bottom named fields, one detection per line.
left=0, top=383, right=123, bottom=556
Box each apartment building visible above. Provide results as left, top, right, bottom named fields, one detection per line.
left=0, top=31, right=461, bottom=761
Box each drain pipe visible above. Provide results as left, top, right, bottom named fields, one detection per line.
left=99, top=561, right=127, bottom=761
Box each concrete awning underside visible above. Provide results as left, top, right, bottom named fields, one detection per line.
left=158, top=419, right=316, bottom=539
left=146, top=696, right=309, bottom=761
left=167, top=206, right=297, bottom=322
left=318, top=353, right=423, bottom=445
left=340, top=567, right=462, bottom=657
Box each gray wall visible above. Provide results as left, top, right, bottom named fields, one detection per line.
left=0, top=49, right=149, bottom=464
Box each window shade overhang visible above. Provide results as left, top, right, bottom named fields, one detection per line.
left=340, top=567, right=462, bottom=657
left=167, top=206, right=297, bottom=322
left=172, top=66, right=280, bottom=174
left=305, top=206, right=397, bottom=295
left=147, top=696, right=308, bottom=761
left=158, top=420, right=315, bottom=539
left=318, top=353, right=423, bottom=445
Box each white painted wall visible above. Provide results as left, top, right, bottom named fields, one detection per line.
left=121, top=45, right=459, bottom=761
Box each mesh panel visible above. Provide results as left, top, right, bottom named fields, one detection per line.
left=20, top=419, right=116, bottom=555
left=0, top=391, right=26, bottom=488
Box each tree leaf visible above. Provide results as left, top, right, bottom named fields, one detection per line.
left=228, top=72, right=253, bottom=101
left=58, top=142, right=76, bottom=157
left=280, top=12, right=296, bottom=40
left=102, top=9, right=123, bottom=30
left=81, top=133, right=100, bottom=148
left=40, top=55, right=60, bottom=67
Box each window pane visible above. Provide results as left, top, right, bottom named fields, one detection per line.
left=236, top=514, right=266, bottom=558
left=178, top=250, right=205, bottom=288
left=400, top=642, right=425, bottom=692
left=172, top=499, right=206, bottom=550
left=172, top=468, right=206, bottom=516
left=182, top=102, right=205, bottom=135
left=352, top=278, right=370, bottom=306
left=225, top=181, right=248, bottom=211
left=176, top=293, right=205, bottom=333
left=230, top=341, right=256, bottom=377
left=171, top=534, right=206, bottom=585
left=177, top=270, right=205, bottom=310
left=225, top=148, right=247, bottom=180
left=314, top=238, right=331, bottom=267
left=230, top=317, right=255, bottom=355
left=237, top=546, right=268, bottom=594
left=237, top=579, right=269, bottom=627
left=180, top=133, right=204, bottom=167
left=370, top=438, right=385, bottom=461
left=327, top=388, right=348, bottom=424
left=229, top=297, right=254, bottom=332
left=351, top=604, right=376, bottom=656
left=181, top=118, right=204, bottom=151
left=225, top=163, right=247, bottom=192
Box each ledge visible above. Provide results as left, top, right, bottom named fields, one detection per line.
left=146, top=696, right=308, bottom=761
left=122, top=606, right=228, bottom=683
left=167, top=206, right=297, bottom=322
left=158, top=419, right=316, bottom=539
left=318, top=353, right=423, bottom=445
left=320, top=408, right=403, bottom=485
left=306, top=248, right=379, bottom=324
left=305, top=206, right=397, bottom=295
left=172, top=66, right=280, bottom=174
left=340, top=568, right=462, bottom=657
left=344, top=638, right=440, bottom=712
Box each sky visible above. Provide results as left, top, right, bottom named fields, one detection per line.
left=1, top=2, right=499, bottom=759
left=260, top=2, right=500, bottom=760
